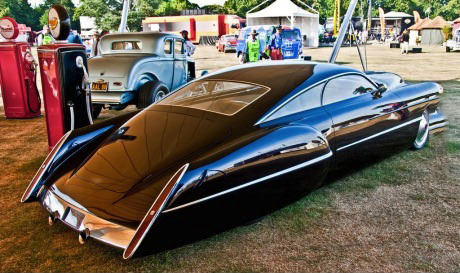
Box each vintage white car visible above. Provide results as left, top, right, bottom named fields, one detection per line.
left=446, top=29, right=460, bottom=52
left=88, top=32, right=195, bottom=118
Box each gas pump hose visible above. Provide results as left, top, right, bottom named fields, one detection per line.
left=25, top=51, right=41, bottom=114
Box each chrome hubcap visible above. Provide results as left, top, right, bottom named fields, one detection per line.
left=414, top=111, right=429, bottom=147
left=154, top=90, right=166, bottom=102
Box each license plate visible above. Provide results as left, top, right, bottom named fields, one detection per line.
left=284, top=51, right=293, bottom=57
left=64, top=207, right=85, bottom=229
left=91, top=82, right=108, bottom=91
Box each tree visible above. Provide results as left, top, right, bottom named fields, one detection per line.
left=0, top=0, right=41, bottom=30
left=74, top=0, right=123, bottom=31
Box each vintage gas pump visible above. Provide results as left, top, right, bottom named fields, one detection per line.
left=0, top=17, right=41, bottom=118
left=38, top=5, right=93, bottom=149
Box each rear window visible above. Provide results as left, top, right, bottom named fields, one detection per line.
left=282, top=30, right=300, bottom=40
left=158, top=80, right=270, bottom=116
left=111, top=41, right=142, bottom=50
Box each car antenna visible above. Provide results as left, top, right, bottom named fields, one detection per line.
left=329, top=0, right=370, bottom=72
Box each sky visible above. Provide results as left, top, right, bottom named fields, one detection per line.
left=28, top=0, right=226, bottom=8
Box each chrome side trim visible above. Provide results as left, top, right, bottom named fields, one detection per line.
left=255, top=72, right=378, bottom=126
left=336, top=117, right=422, bottom=151
left=162, top=151, right=333, bottom=213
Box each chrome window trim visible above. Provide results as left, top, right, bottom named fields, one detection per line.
left=321, top=73, right=378, bottom=106
left=256, top=71, right=378, bottom=126
left=336, top=117, right=422, bottom=151
left=162, top=151, right=333, bottom=213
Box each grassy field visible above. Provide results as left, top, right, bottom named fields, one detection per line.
left=0, top=46, right=458, bottom=272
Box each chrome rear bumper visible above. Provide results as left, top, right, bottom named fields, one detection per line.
left=91, top=91, right=135, bottom=105
left=41, top=187, right=135, bottom=249
left=429, top=107, right=448, bottom=133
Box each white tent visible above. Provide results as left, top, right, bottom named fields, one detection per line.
left=246, top=0, right=320, bottom=47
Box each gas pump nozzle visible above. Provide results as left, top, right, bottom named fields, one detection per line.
left=76, top=56, right=93, bottom=125
left=67, top=100, right=75, bottom=130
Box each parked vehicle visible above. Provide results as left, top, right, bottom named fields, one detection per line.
left=446, top=29, right=460, bottom=52
left=236, top=25, right=303, bottom=61
left=87, top=32, right=195, bottom=118
left=22, top=61, right=446, bottom=259
left=216, top=34, right=238, bottom=52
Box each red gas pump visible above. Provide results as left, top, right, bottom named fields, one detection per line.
left=0, top=17, right=41, bottom=118
left=38, top=5, right=93, bottom=149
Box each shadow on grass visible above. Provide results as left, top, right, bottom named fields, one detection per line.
left=134, top=141, right=424, bottom=258
left=18, top=155, right=46, bottom=173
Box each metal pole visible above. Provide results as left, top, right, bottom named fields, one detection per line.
left=329, top=0, right=359, bottom=63
left=119, top=0, right=130, bottom=32
left=365, top=0, right=372, bottom=70
left=351, top=23, right=366, bottom=71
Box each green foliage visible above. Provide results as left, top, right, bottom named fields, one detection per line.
left=0, top=0, right=41, bottom=30
left=1, top=0, right=459, bottom=33
left=442, top=24, right=453, bottom=41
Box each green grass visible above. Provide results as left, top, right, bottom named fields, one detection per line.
left=446, top=141, right=460, bottom=154
left=0, top=82, right=457, bottom=272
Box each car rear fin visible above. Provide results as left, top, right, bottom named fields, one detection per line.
left=122, top=163, right=189, bottom=259
left=21, top=132, right=71, bottom=203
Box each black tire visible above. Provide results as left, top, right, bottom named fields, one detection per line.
left=446, top=47, right=451, bottom=52
left=411, top=110, right=429, bottom=150
left=136, top=81, right=169, bottom=109
left=91, top=104, right=103, bottom=120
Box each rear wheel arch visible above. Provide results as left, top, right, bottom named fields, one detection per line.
left=133, top=73, right=159, bottom=92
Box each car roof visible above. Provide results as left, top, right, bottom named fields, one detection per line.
left=241, top=25, right=301, bottom=32
left=202, top=61, right=360, bottom=123
left=204, top=61, right=359, bottom=91
left=102, top=31, right=181, bottom=40
left=100, top=32, right=182, bottom=55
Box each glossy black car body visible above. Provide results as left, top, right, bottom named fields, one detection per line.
left=21, top=61, right=446, bottom=259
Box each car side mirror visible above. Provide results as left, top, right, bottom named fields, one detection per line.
left=371, top=84, right=387, bottom=99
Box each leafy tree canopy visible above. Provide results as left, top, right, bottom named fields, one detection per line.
left=0, top=0, right=41, bottom=30
left=0, top=0, right=459, bottom=32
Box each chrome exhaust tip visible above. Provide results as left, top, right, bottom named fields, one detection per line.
left=78, top=228, right=90, bottom=245
left=48, top=212, right=58, bottom=226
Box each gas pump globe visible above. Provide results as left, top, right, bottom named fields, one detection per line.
left=37, top=4, right=93, bottom=149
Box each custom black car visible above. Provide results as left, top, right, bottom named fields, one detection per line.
left=21, top=61, right=446, bottom=259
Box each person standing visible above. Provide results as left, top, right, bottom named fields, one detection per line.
left=180, top=30, right=196, bottom=79
left=37, top=25, right=54, bottom=46
left=90, top=31, right=101, bottom=57
left=400, top=30, right=410, bottom=54
left=244, top=29, right=262, bottom=63
left=180, top=30, right=196, bottom=56
left=67, top=29, right=83, bottom=44
left=268, top=25, right=283, bottom=60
